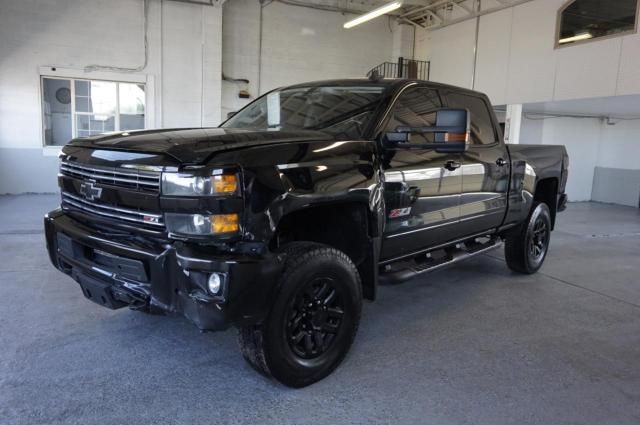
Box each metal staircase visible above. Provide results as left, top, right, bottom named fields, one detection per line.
left=367, top=57, right=430, bottom=80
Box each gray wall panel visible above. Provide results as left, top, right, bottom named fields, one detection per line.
left=0, top=149, right=60, bottom=194
left=591, top=167, right=640, bottom=208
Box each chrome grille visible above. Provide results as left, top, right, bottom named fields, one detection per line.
left=61, top=192, right=164, bottom=228
left=60, top=160, right=160, bottom=192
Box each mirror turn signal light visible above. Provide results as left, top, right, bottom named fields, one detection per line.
left=444, top=132, right=469, bottom=142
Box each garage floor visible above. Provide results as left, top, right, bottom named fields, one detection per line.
left=1, top=195, right=639, bottom=425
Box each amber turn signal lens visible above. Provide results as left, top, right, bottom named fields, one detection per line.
left=445, top=132, right=469, bottom=142
left=213, top=175, right=237, bottom=193
left=211, top=213, right=239, bottom=234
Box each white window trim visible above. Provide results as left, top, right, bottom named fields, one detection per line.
left=555, top=0, right=640, bottom=49
left=38, top=66, right=155, bottom=155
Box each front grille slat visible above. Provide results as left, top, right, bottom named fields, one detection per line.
left=60, top=160, right=160, bottom=192
left=61, top=192, right=164, bottom=228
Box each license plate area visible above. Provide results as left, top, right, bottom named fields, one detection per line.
left=56, top=233, right=148, bottom=282
left=74, top=271, right=126, bottom=310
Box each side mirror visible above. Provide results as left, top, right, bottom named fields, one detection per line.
left=227, top=111, right=237, bottom=119
left=383, top=108, right=470, bottom=153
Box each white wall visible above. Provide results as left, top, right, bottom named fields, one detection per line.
left=0, top=0, right=223, bottom=193
left=417, top=0, right=640, bottom=206
left=418, top=0, right=640, bottom=106
left=221, top=0, right=395, bottom=116
left=520, top=115, right=640, bottom=203
left=541, top=117, right=602, bottom=202
left=597, top=120, right=640, bottom=170
left=428, top=19, right=476, bottom=90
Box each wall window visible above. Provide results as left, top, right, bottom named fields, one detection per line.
left=557, top=0, right=639, bottom=47
left=42, top=77, right=145, bottom=146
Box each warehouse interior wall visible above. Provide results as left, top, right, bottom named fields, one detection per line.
left=0, top=0, right=223, bottom=194
left=221, top=0, right=396, bottom=118
left=415, top=0, right=640, bottom=207
left=417, top=0, right=640, bottom=106
left=520, top=116, right=640, bottom=206
left=0, top=0, right=399, bottom=194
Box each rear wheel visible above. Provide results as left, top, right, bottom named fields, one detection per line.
left=238, top=242, right=362, bottom=388
left=505, top=202, right=551, bottom=274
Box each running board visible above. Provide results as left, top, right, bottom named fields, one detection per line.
left=379, top=238, right=503, bottom=285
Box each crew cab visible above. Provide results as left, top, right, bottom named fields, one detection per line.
left=45, top=78, right=568, bottom=387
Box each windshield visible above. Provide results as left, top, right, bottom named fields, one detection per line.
left=221, top=85, right=386, bottom=138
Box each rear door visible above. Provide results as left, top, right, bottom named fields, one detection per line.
left=442, top=90, right=510, bottom=234
left=380, top=86, right=463, bottom=261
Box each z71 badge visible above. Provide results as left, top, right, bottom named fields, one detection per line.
left=389, top=207, right=411, bottom=218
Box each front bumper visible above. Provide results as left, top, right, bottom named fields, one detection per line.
left=44, top=209, right=281, bottom=331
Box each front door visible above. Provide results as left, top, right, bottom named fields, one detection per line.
left=379, top=86, right=463, bottom=261
left=443, top=91, right=510, bottom=235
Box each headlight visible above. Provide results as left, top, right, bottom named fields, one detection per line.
left=162, top=172, right=238, bottom=196
left=165, top=213, right=240, bottom=236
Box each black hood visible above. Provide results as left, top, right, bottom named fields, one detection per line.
left=66, top=128, right=336, bottom=163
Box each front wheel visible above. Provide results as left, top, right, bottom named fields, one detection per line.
left=238, top=242, right=362, bottom=388
left=505, top=202, right=552, bottom=274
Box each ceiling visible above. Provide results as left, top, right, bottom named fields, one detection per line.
left=281, top=0, right=530, bottom=29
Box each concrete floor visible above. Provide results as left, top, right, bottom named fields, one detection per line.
left=1, top=195, right=639, bottom=425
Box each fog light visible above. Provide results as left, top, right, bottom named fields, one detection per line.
left=208, top=273, right=223, bottom=295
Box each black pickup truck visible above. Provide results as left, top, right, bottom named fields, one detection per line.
left=45, top=79, right=568, bottom=387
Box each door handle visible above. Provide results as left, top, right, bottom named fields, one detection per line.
left=496, top=157, right=507, bottom=167
left=444, top=160, right=461, bottom=171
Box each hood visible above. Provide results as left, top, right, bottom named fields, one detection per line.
left=66, top=128, right=336, bottom=163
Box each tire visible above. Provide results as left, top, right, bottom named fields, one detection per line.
left=505, top=202, right=552, bottom=274
left=238, top=242, right=362, bottom=388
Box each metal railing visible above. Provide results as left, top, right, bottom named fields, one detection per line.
left=367, top=57, right=430, bottom=80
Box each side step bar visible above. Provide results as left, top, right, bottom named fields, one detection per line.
left=379, top=238, right=503, bottom=285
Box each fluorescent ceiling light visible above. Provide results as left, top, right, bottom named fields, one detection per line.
left=344, top=1, right=402, bottom=29
left=558, top=33, right=593, bottom=44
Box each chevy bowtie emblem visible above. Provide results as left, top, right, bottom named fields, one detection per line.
left=79, top=181, right=103, bottom=201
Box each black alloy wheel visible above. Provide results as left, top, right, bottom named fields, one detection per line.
left=238, top=242, right=362, bottom=388
left=505, top=202, right=552, bottom=274
left=285, top=277, right=345, bottom=359
left=528, top=216, right=549, bottom=261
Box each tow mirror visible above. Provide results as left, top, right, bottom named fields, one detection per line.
left=383, top=108, right=470, bottom=153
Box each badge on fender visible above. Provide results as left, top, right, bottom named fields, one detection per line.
left=389, top=207, right=411, bottom=218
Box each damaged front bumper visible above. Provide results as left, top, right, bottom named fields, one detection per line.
left=44, top=209, right=281, bottom=331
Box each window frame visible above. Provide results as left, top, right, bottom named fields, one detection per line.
left=555, top=0, right=640, bottom=49
left=38, top=66, right=152, bottom=152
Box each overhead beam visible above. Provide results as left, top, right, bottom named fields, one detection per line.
left=398, top=0, right=466, bottom=19
left=425, top=0, right=536, bottom=30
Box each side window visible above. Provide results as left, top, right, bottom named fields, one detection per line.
left=445, top=93, right=497, bottom=146
left=384, top=87, right=443, bottom=144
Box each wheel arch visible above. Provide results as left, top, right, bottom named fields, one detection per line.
left=534, top=177, right=559, bottom=229
left=270, top=200, right=381, bottom=301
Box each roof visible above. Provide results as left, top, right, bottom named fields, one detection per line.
left=281, top=78, right=485, bottom=97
